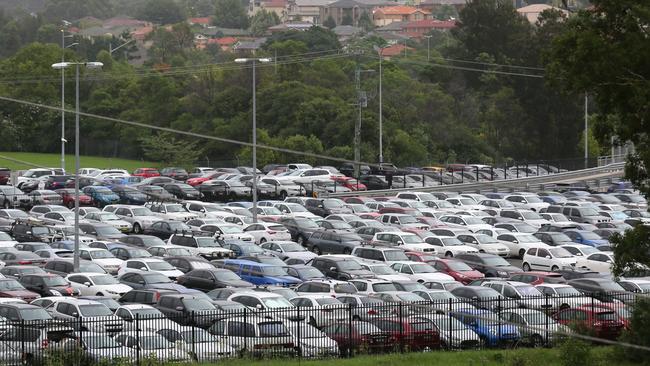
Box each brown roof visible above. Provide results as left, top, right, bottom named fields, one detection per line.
left=404, top=19, right=456, bottom=29
left=189, top=17, right=211, bottom=25
left=380, top=43, right=413, bottom=56
left=374, top=6, right=429, bottom=15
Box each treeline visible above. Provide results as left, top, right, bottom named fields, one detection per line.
left=0, top=0, right=593, bottom=167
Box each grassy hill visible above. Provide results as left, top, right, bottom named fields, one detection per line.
left=0, top=152, right=155, bottom=173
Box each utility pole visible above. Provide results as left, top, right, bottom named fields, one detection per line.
left=584, top=93, right=588, bottom=169
left=424, top=35, right=431, bottom=61
left=354, top=66, right=361, bottom=177
left=378, top=49, right=383, bottom=164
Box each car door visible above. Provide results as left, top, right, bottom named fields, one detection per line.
left=535, top=248, right=552, bottom=270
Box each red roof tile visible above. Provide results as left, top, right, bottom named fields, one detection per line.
left=380, top=44, right=413, bottom=56
left=189, top=17, right=211, bottom=25
left=375, top=6, right=429, bottom=15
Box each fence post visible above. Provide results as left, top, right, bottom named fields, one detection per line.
left=537, top=163, right=540, bottom=176
left=297, top=306, right=302, bottom=359
left=334, top=179, right=337, bottom=193
left=422, top=174, right=425, bottom=187
left=476, top=167, right=479, bottom=182
left=516, top=163, right=519, bottom=179
left=243, top=307, right=248, bottom=355
left=135, top=313, right=140, bottom=366
left=191, top=311, right=197, bottom=360
left=497, top=297, right=502, bottom=342
left=545, top=295, right=549, bottom=346
left=526, top=162, right=529, bottom=177
left=347, top=303, right=353, bottom=358
left=398, top=302, right=404, bottom=353
left=20, top=319, right=24, bottom=364
left=491, top=167, right=494, bottom=181
left=403, top=175, right=406, bottom=188
left=448, top=298, right=452, bottom=351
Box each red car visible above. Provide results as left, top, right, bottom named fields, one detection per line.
left=331, top=177, right=367, bottom=191
left=404, top=251, right=438, bottom=264
left=186, top=171, right=226, bottom=186
left=429, top=258, right=485, bottom=285
left=55, top=188, right=92, bottom=209
left=591, top=303, right=631, bottom=329
left=552, top=305, right=625, bottom=340
left=368, top=317, right=440, bottom=351
left=0, top=278, right=40, bottom=302
left=0, top=168, right=9, bottom=185
left=321, top=321, right=394, bottom=355
left=132, top=168, right=160, bottom=178
left=509, top=271, right=566, bottom=286
left=343, top=196, right=377, bottom=205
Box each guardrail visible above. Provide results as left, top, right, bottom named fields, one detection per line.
left=326, top=162, right=626, bottom=198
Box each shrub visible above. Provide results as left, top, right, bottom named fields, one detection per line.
left=558, top=338, right=591, bottom=366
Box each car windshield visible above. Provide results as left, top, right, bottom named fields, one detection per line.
left=93, top=187, right=113, bottom=195
left=86, top=335, right=120, bottom=349
left=278, top=243, right=305, bottom=252
left=549, top=233, right=572, bottom=242
left=323, top=200, right=344, bottom=209
left=90, top=250, right=115, bottom=259
left=549, top=248, right=573, bottom=258
left=292, top=324, right=324, bottom=339
left=401, top=235, right=422, bottom=244
left=434, top=316, right=466, bottom=330
left=522, top=313, right=554, bottom=325
left=148, top=262, right=175, bottom=271
left=426, top=291, right=456, bottom=301
left=43, top=276, right=68, bottom=286
left=259, top=321, right=290, bottom=336
left=338, top=260, right=363, bottom=271
left=20, top=308, right=51, bottom=320
left=520, top=212, right=542, bottom=220
left=476, top=235, right=499, bottom=244
left=99, top=213, right=120, bottom=220
left=91, top=275, right=118, bottom=285
left=263, top=208, right=282, bottom=215
left=287, top=204, right=308, bottom=212
left=369, top=265, right=397, bottom=275
left=180, top=330, right=216, bottom=343
left=221, top=225, right=243, bottom=234
left=411, top=263, right=435, bottom=273
left=183, top=299, right=216, bottom=311
left=141, top=335, right=172, bottom=350
left=384, top=251, right=409, bottom=261
left=196, top=237, right=221, bottom=248
left=163, top=205, right=184, bottom=213
left=79, top=304, right=113, bottom=317
left=399, top=216, right=418, bottom=224
left=441, top=238, right=463, bottom=246
left=141, top=237, right=165, bottom=246
left=372, top=283, right=397, bottom=292
left=524, top=196, right=542, bottom=203
left=262, top=266, right=289, bottom=277
left=95, top=226, right=121, bottom=235
left=132, top=208, right=154, bottom=216
left=447, top=261, right=472, bottom=271
left=296, top=219, right=319, bottom=228
left=596, top=311, right=619, bottom=321
left=483, top=257, right=511, bottom=267
left=79, top=262, right=105, bottom=273
left=516, top=234, right=539, bottom=243
left=398, top=293, right=425, bottom=302
left=0, top=280, right=23, bottom=291
left=463, top=217, right=485, bottom=225
left=168, top=248, right=192, bottom=256
left=132, top=308, right=163, bottom=317
left=145, top=273, right=172, bottom=283
left=579, top=232, right=603, bottom=240
left=261, top=297, right=293, bottom=309
left=553, top=287, right=581, bottom=296
left=32, top=226, right=54, bottom=235
left=328, top=221, right=352, bottom=229
left=168, top=222, right=190, bottom=231
left=516, top=286, right=543, bottom=297
left=350, top=205, right=371, bottom=213
left=334, top=284, right=358, bottom=293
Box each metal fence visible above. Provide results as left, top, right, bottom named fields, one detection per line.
left=4, top=291, right=639, bottom=365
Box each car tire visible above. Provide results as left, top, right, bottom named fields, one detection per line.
left=297, top=236, right=306, bottom=246
left=96, top=292, right=104, bottom=296
left=343, top=248, right=351, bottom=255
left=523, top=263, right=531, bottom=271
left=518, top=249, right=525, bottom=258
left=279, top=191, right=287, bottom=200
left=531, top=335, right=544, bottom=348
left=133, top=223, right=143, bottom=234
left=445, top=251, right=453, bottom=258
left=551, top=265, right=559, bottom=272
left=66, top=201, right=75, bottom=209
left=560, top=303, right=570, bottom=310
left=311, top=246, right=321, bottom=255
left=309, top=317, right=317, bottom=327
left=259, top=238, right=266, bottom=244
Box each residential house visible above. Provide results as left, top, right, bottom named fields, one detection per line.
left=419, top=0, right=465, bottom=13
left=373, top=6, right=430, bottom=27
left=131, top=25, right=154, bottom=41
left=287, top=0, right=336, bottom=24
left=268, top=21, right=315, bottom=33
left=516, top=4, right=568, bottom=23
left=249, top=0, right=289, bottom=20
left=320, top=0, right=392, bottom=27
left=194, top=34, right=209, bottom=49
left=332, top=25, right=362, bottom=42
left=207, top=37, right=239, bottom=52
left=188, top=17, right=212, bottom=27
left=234, top=37, right=268, bottom=54
left=379, top=43, right=412, bottom=60
left=102, top=16, right=149, bottom=29
left=401, top=19, right=455, bottom=38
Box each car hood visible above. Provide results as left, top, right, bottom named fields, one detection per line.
left=147, top=283, right=187, bottom=291
left=220, top=279, right=254, bottom=287
left=267, top=276, right=302, bottom=284
left=0, top=290, right=39, bottom=299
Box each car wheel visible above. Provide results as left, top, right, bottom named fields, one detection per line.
left=531, top=335, right=544, bottom=348
left=2, top=201, right=8, bottom=209
left=445, top=251, right=453, bottom=258
left=297, top=236, right=306, bottom=246
left=66, top=201, right=75, bottom=209
left=259, top=238, right=266, bottom=244
left=96, top=292, right=104, bottom=297
left=343, top=248, right=352, bottom=255
left=551, top=265, right=559, bottom=272
left=560, top=303, right=570, bottom=310
left=479, top=249, right=485, bottom=253
left=311, top=246, right=321, bottom=255
left=279, top=191, right=287, bottom=200
left=518, top=249, right=525, bottom=259
left=133, top=223, right=143, bottom=234
left=309, top=316, right=317, bottom=327
left=523, top=263, right=531, bottom=271
left=352, top=315, right=361, bottom=321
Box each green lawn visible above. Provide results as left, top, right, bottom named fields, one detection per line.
left=0, top=152, right=155, bottom=173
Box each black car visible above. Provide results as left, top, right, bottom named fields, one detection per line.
left=11, top=220, right=61, bottom=243
left=455, top=253, right=520, bottom=278
left=567, top=278, right=631, bottom=303
left=111, top=185, right=148, bottom=205
left=118, top=289, right=178, bottom=305
left=143, top=221, right=191, bottom=240
left=109, top=245, right=153, bottom=261
left=533, top=232, right=574, bottom=246
left=0, top=186, right=31, bottom=209
left=163, top=183, right=202, bottom=200
left=306, top=230, right=363, bottom=255
left=450, top=286, right=505, bottom=311
left=78, top=223, right=126, bottom=241
left=304, top=198, right=352, bottom=217
left=280, top=217, right=321, bottom=246
left=44, top=175, right=72, bottom=190
left=358, top=175, right=390, bottom=190
left=19, top=273, right=79, bottom=297
left=163, top=256, right=214, bottom=274
left=310, top=255, right=374, bottom=281
left=117, top=272, right=187, bottom=291
left=154, top=294, right=219, bottom=328
left=135, top=185, right=177, bottom=201
left=0, top=303, right=53, bottom=323
left=339, top=163, right=371, bottom=177
left=177, top=268, right=252, bottom=291
left=0, top=265, right=46, bottom=279
left=117, top=235, right=167, bottom=248
left=138, top=176, right=176, bottom=186
left=160, top=167, right=189, bottom=181
left=43, top=259, right=107, bottom=276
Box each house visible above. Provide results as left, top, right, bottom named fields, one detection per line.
left=516, top=4, right=568, bottom=23
left=332, top=25, right=362, bottom=42
left=188, top=17, right=212, bottom=27
left=372, top=6, right=430, bottom=27
left=288, top=0, right=336, bottom=24
left=103, top=16, right=149, bottom=29
left=208, top=37, right=239, bottom=51
left=131, top=26, right=154, bottom=41
left=268, top=22, right=316, bottom=33
left=249, top=0, right=289, bottom=20
left=194, top=34, right=209, bottom=49
left=320, top=0, right=393, bottom=27
left=379, top=43, right=413, bottom=59
left=419, top=0, right=465, bottom=13
left=233, top=37, right=268, bottom=54
left=401, top=19, right=455, bottom=37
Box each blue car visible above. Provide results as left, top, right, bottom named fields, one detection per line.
left=111, top=185, right=148, bottom=205
left=451, top=309, right=520, bottom=347
left=82, top=186, right=120, bottom=207
left=222, top=240, right=265, bottom=257
left=218, top=259, right=301, bottom=286
left=563, top=230, right=609, bottom=247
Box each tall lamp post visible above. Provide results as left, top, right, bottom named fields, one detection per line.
left=235, top=58, right=270, bottom=223
left=373, top=46, right=383, bottom=164
left=59, top=24, right=77, bottom=173
left=424, top=35, right=432, bottom=61
left=51, top=61, right=103, bottom=272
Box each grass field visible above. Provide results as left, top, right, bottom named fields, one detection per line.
left=0, top=152, right=155, bottom=173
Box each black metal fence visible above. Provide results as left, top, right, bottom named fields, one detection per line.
left=3, top=291, right=639, bottom=365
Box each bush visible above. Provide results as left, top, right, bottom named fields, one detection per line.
left=558, top=338, right=591, bottom=366
left=616, top=298, right=650, bottom=362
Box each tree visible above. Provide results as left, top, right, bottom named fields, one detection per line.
left=137, top=0, right=186, bottom=24
left=249, top=9, right=280, bottom=36
left=139, top=133, right=203, bottom=167
left=358, top=11, right=374, bottom=32
left=214, top=0, right=249, bottom=29
left=341, top=12, right=353, bottom=26
left=323, top=15, right=336, bottom=29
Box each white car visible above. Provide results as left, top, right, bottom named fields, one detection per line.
left=390, top=261, right=455, bottom=282
left=475, top=228, right=511, bottom=238
left=535, top=284, right=599, bottom=309
left=84, top=211, right=132, bottom=233
left=166, top=234, right=234, bottom=259
left=260, top=241, right=317, bottom=263
left=445, top=197, right=486, bottom=211
left=456, top=233, right=510, bottom=257
left=559, top=244, right=601, bottom=258
left=199, top=223, right=254, bottom=242
left=66, top=272, right=133, bottom=299
left=358, top=263, right=411, bottom=281
left=370, top=232, right=437, bottom=253
left=575, top=252, right=614, bottom=273
left=117, top=258, right=184, bottom=279
left=16, top=168, right=58, bottom=187
left=439, top=215, right=492, bottom=232
left=522, top=246, right=577, bottom=272
left=115, top=304, right=181, bottom=332
left=275, top=168, right=334, bottom=185
left=499, top=210, right=550, bottom=228
left=243, top=222, right=292, bottom=244
left=289, top=295, right=347, bottom=327
left=184, top=201, right=229, bottom=219
left=496, top=232, right=549, bottom=258
left=423, top=236, right=479, bottom=258
left=40, top=211, right=80, bottom=226
left=0, top=232, right=17, bottom=248
left=540, top=213, right=573, bottom=224
left=504, top=195, right=549, bottom=212
left=273, top=202, right=319, bottom=219
left=261, top=178, right=305, bottom=198
left=79, top=248, right=124, bottom=274
left=147, top=203, right=197, bottom=222
left=109, top=205, right=160, bottom=233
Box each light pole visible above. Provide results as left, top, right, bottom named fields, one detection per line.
left=51, top=61, right=103, bottom=272
left=60, top=25, right=77, bottom=173
left=353, top=67, right=375, bottom=176
left=584, top=94, right=588, bottom=169
left=424, top=35, right=432, bottom=61
left=109, top=39, right=135, bottom=56
left=235, top=58, right=271, bottom=223
left=373, top=46, right=383, bottom=164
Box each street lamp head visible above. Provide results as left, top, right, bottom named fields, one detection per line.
left=85, top=62, right=104, bottom=69
left=52, top=62, right=71, bottom=70
left=258, top=58, right=271, bottom=63
left=65, top=42, right=79, bottom=49
left=234, top=58, right=249, bottom=63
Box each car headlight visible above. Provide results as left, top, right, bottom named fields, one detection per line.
left=497, top=271, right=508, bottom=277
left=50, top=290, right=61, bottom=296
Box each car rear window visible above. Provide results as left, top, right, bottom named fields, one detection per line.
left=596, top=311, right=618, bottom=321
left=259, top=322, right=289, bottom=337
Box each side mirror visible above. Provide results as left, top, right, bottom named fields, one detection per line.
left=138, top=281, right=145, bottom=285
left=274, top=248, right=282, bottom=252
left=84, top=282, right=91, bottom=287
left=513, top=240, right=519, bottom=244
left=545, top=256, right=551, bottom=259
left=329, top=267, right=338, bottom=272
left=175, top=306, right=184, bottom=312
left=200, top=209, right=206, bottom=213
left=127, top=214, right=133, bottom=217
left=396, top=241, right=403, bottom=245
left=140, top=267, right=149, bottom=271
left=606, top=260, right=613, bottom=264
left=26, top=231, right=32, bottom=235
left=71, top=312, right=79, bottom=318
left=255, top=304, right=262, bottom=310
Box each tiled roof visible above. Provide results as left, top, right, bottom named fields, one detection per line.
left=403, top=19, right=456, bottom=29
left=189, top=17, right=211, bottom=24
left=375, top=6, right=429, bottom=15
left=380, top=43, right=412, bottom=56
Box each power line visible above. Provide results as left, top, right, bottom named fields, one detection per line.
left=389, top=57, right=545, bottom=78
